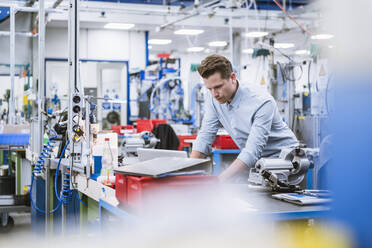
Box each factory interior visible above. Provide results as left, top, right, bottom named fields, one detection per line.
left=0, top=0, right=370, bottom=247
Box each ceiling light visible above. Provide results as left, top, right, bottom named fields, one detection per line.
left=187, top=47, right=204, bottom=52
left=148, top=39, right=172, bottom=45
left=208, top=41, right=227, bottom=47
left=242, top=48, right=254, bottom=54
left=148, top=45, right=153, bottom=49
left=174, top=29, right=204, bottom=35
left=295, top=49, right=310, bottom=55
left=274, top=43, right=294, bottom=49
left=104, top=23, right=135, bottom=30
left=244, top=31, right=268, bottom=38
left=328, top=45, right=334, bottom=49
left=311, top=34, right=334, bottom=40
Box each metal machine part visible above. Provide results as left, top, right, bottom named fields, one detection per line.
left=120, top=131, right=159, bottom=157
left=149, top=77, right=189, bottom=122
left=248, top=148, right=311, bottom=192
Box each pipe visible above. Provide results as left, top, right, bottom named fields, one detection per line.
left=34, top=0, right=64, bottom=32
left=273, top=0, right=312, bottom=35
left=0, top=31, right=38, bottom=37
left=9, top=6, right=15, bottom=125
left=157, top=0, right=220, bottom=30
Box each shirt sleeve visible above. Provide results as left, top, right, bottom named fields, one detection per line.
left=192, top=93, right=221, bottom=155
left=237, top=99, right=275, bottom=167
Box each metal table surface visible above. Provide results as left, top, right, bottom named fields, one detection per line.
left=222, top=184, right=330, bottom=220
left=0, top=205, right=30, bottom=213
left=99, top=184, right=330, bottom=223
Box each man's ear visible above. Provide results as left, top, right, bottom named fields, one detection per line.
left=231, top=72, right=237, bottom=82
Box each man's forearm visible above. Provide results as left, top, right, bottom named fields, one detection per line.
left=190, top=150, right=207, bottom=159
left=218, top=158, right=249, bottom=182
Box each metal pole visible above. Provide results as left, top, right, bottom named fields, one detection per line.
left=65, top=0, right=80, bottom=233
left=85, top=98, right=90, bottom=179
left=0, top=31, right=38, bottom=37
left=45, top=159, right=50, bottom=236
left=229, top=9, right=233, bottom=63
left=38, top=0, right=47, bottom=232
left=38, top=0, right=45, bottom=157
left=9, top=7, right=16, bottom=125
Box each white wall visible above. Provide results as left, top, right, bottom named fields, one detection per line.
left=0, top=12, right=33, bottom=68
left=45, top=27, right=146, bottom=70
left=162, top=51, right=312, bottom=112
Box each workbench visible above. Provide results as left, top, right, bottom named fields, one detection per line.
left=0, top=133, right=31, bottom=230
left=98, top=184, right=330, bottom=228
left=211, top=149, right=314, bottom=189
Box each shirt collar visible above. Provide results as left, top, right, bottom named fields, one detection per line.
left=226, top=81, right=242, bottom=109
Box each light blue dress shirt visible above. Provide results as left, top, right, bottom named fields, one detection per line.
left=193, top=84, right=299, bottom=168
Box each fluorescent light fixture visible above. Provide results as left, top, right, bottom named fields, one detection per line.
left=295, top=49, right=310, bottom=55
left=242, top=48, right=254, bottom=54
left=148, top=45, right=153, bottom=49
left=148, top=39, right=172, bottom=45
left=244, top=31, right=268, bottom=38
left=311, top=34, right=334, bottom=40
left=274, top=43, right=294, bottom=49
left=208, top=41, right=227, bottom=47
left=187, top=47, right=205, bottom=52
left=104, top=23, right=135, bottom=30
left=174, top=29, right=204, bottom=35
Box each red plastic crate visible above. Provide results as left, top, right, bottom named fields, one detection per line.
left=212, top=135, right=239, bottom=149
left=115, top=173, right=128, bottom=203
left=177, top=134, right=197, bottom=150
left=111, top=125, right=134, bottom=135
left=115, top=174, right=218, bottom=209
left=136, top=119, right=167, bottom=133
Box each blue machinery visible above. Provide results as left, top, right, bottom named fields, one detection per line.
left=149, top=77, right=189, bottom=122
left=30, top=128, right=86, bottom=216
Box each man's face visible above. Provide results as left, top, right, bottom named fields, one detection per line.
left=203, top=72, right=237, bottom=104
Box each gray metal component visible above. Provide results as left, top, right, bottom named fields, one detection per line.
left=248, top=148, right=311, bottom=190
left=120, top=131, right=159, bottom=156
left=84, top=97, right=91, bottom=179
left=0, top=205, right=30, bottom=213
left=255, top=158, right=293, bottom=171
left=1, top=213, right=9, bottom=226
left=0, top=195, right=15, bottom=206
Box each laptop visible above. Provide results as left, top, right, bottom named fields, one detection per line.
left=137, top=148, right=188, bottom=162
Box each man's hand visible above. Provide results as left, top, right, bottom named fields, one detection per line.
left=218, top=158, right=249, bottom=182
left=190, top=150, right=207, bottom=159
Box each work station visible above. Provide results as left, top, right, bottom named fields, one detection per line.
left=0, top=0, right=370, bottom=247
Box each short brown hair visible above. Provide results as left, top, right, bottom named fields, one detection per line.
left=197, top=54, right=233, bottom=79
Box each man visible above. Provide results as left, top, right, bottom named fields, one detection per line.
left=190, top=54, right=298, bottom=182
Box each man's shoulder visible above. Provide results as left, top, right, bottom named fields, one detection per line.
left=239, top=84, right=273, bottom=103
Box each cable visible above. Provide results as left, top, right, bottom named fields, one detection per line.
left=74, top=190, right=88, bottom=207
left=30, top=129, right=62, bottom=214
left=30, top=175, right=62, bottom=214
left=273, top=0, right=312, bottom=35
left=54, top=140, right=69, bottom=202
left=284, top=63, right=303, bottom=82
